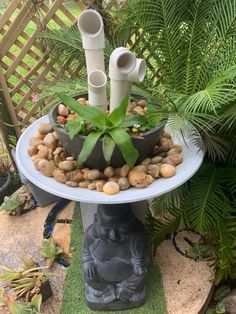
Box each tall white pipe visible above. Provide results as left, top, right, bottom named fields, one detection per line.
left=77, top=10, right=105, bottom=75
left=88, top=70, right=107, bottom=113
left=109, top=47, right=136, bottom=112
left=126, top=58, right=146, bottom=96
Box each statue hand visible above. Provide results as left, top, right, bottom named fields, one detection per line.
left=84, top=262, right=98, bottom=279
left=134, top=264, right=146, bottom=276
left=117, top=286, right=134, bottom=302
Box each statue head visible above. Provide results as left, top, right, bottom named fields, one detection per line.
left=93, top=204, right=135, bottom=243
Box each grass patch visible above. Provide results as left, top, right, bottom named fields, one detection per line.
left=61, top=203, right=167, bottom=314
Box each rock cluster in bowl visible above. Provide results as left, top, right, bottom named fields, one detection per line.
left=28, top=122, right=183, bottom=195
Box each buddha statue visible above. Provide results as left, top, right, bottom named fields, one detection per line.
left=82, top=203, right=149, bottom=310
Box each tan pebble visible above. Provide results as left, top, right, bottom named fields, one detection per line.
left=33, top=131, right=45, bottom=140
left=81, top=168, right=90, bottom=173
left=133, top=165, right=147, bottom=173
left=67, top=114, right=77, bottom=120
left=53, top=169, right=67, bottom=183
left=66, top=157, right=74, bottom=161
left=59, top=160, right=76, bottom=171
left=83, top=171, right=89, bottom=180
left=160, top=164, right=176, bottom=178
left=137, top=99, right=147, bottom=107
left=170, top=144, right=182, bottom=153
left=66, top=170, right=83, bottom=182
left=162, top=157, right=175, bottom=166
left=52, top=131, right=59, bottom=140
left=168, top=155, right=183, bottom=165
left=163, top=131, right=172, bottom=139
left=85, top=100, right=90, bottom=106
left=60, top=151, right=68, bottom=161
left=33, top=158, right=42, bottom=170
left=31, top=155, right=40, bottom=161
left=88, top=183, right=96, bottom=190
left=133, top=106, right=145, bottom=116
left=87, top=169, right=101, bottom=181
left=53, top=147, right=63, bottom=155
left=38, top=159, right=55, bottom=177
left=79, top=181, right=90, bottom=188
left=53, top=155, right=62, bottom=167
left=158, top=138, right=170, bottom=151
left=147, top=164, right=160, bottom=178
left=43, top=133, right=58, bottom=150
left=151, top=156, right=163, bottom=164
left=167, top=148, right=179, bottom=156
left=96, top=181, right=105, bottom=192
left=58, top=104, right=69, bottom=116
left=38, top=122, right=53, bottom=134
left=77, top=97, right=86, bottom=105
left=159, top=152, right=167, bottom=157
left=103, top=182, right=120, bottom=195
left=29, top=137, right=43, bottom=147
left=108, top=176, right=119, bottom=182
left=37, top=146, right=49, bottom=159
left=120, top=164, right=129, bottom=177
left=104, top=166, right=115, bottom=178
left=47, top=148, right=53, bottom=160
left=128, top=171, right=154, bottom=188
left=152, top=145, right=162, bottom=155
left=141, top=158, right=151, bottom=166
left=28, top=146, right=38, bottom=156
left=118, top=177, right=130, bottom=190
left=66, top=181, right=78, bottom=187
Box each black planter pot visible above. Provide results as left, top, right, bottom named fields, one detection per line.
left=48, top=93, right=165, bottom=170
left=0, top=172, right=11, bottom=205
left=40, top=280, right=53, bottom=303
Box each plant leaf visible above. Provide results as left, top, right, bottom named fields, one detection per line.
left=65, top=118, right=82, bottom=140
left=108, top=127, right=139, bottom=168
left=102, top=135, right=116, bottom=164
left=78, top=131, right=103, bottom=167
left=58, top=94, right=106, bottom=129
left=107, top=96, right=129, bottom=126
left=147, top=104, right=161, bottom=127
left=119, top=114, right=147, bottom=128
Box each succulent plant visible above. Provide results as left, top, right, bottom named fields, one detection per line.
left=39, top=239, right=63, bottom=267
left=8, top=294, right=42, bottom=314
left=0, top=193, right=21, bottom=214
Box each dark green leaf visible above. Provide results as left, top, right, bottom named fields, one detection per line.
left=107, top=96, right=129, bottom=126
left=58, top=94, right=106, bottom=129
left=65, top=118, right=82, bottom=140
left=119, top=114, right=147, bottom=128
left=108, top=127, right=139, bottom=168
left=78, top=131, right=103, bottom=167
left=214, top=285, right=230, bottom=301
left=102, top=135, right=116, bottom=164
left=147, top=104, right=161, bottom=127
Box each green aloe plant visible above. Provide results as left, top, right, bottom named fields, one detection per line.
left=58, top=94, right=148, bottom=168
left=8, top=294, right=42, bottom=314
left=39, top=239, right=63, bottom=267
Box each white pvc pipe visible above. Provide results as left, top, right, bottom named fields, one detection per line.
left=88, top=70, right=107, bottom=113
left=77, top=10, right=105, bottom=74
left=109, top=47, right=136, bottom=112
left=126, top=58, right=146, bottom=96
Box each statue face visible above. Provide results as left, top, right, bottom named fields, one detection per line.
left=98, top=223, right=131, bottom=243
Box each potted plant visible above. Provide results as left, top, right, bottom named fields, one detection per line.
left=49, top=93, right=165, bottom=170
left=0, top=256, right=53, bottom=303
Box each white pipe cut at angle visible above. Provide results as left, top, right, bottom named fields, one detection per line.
left=109, top=47, right=136, bottom=112
left=88, top=70, right=107, bottom=113
left=77, top=9, right=105, bottom=75
left=126, top=58, right=146, bottom=97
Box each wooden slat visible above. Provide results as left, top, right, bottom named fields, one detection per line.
left=59, top=4, right=77, bottom=23
left=0, top=0, right=22, bottom=31
left=16, top=60, right=55, bottom=113
left=10, top=55, right=49, bottom=96
left=0, top=3, right=40, bottom=57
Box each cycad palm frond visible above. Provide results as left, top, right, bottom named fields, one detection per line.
left=184, top=163, right=233, bottom=233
